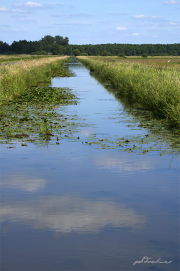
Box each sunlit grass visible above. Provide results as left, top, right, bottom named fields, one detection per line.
left=78, top=56, right=180, bottom=128
left=0, top=56, right=70, bottom=103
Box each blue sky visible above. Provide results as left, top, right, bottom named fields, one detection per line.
left=0, top=0, right=180, bottom=45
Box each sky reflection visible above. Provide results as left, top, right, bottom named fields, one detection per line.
left=1, top=174, right=47, bottom=192
left=0, top=195, right=145, bottom=233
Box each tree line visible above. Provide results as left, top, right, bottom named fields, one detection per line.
left=0, top=35, right=69, bottom=55
left=70, top=43, right=180, bottom=56
left=0, top=35, right=179, bottom=56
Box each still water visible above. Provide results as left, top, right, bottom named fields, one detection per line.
left=1, top=62, right=179, bottom=271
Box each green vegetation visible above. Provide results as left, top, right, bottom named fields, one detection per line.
left=0, top=86, right=80, bottom=145
left=74, top=49, right=81, bottom=56
left=31, top=50, right=48, bottom=55
left=0, top=54, right=56, bottom=64
left=1, top=36, right=179, bottom=56
left=77, top=56, right=180, bottom=128
left=68, top=43, right=180, bottom=56
left=118, top=53, right=126, bottom=58
left=0, top=56, right=72, bottom=103
left=0, top=35, right=69, bottom=55
left=142, top=53, right=148, bottom=58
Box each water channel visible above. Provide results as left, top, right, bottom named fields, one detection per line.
left=1, top=61, right=179, bottom=271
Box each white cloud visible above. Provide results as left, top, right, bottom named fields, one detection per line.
left=2, top=28, right=20, bottom=32
left=51, top=13, right=91, bottom=18
left=133, top=33, right=140, bottom=36
left=11, top=28, right=20, bottom=31
left=14, top=2, right=41, bottom=8
left=17, top=17, right=37, bottom=22
left=134, top=15, right=158, bottom=20
left=12, top=8, right=27, bottom=13
left=0, top=7, right=9, bottom=12
left=163, top=0, right=180, bottom=4
left=116, top=26, right=127, bottom=31
left=170, top=22, right=179, bottom=25
left=135, top=15, right=145, bottom=18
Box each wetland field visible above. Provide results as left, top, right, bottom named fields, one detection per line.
left=0, top=57, right=180, bottom=271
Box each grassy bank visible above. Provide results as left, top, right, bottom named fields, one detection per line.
left=77, top=56, right=180, bottom=128
left=0, top=54, right=57, bottom=65
left=0, top=56, right=71, bottom=104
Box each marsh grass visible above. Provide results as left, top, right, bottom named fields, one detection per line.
left=0, top=56, right=71, bottom=103
left=77, top=56, right=180, bottom=128
left=0, top=54, right=55, bottom=64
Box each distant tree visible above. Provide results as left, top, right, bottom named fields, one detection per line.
left=74, top=49, right=80, bottom=56
left=81, top=52, right=88, bottom=56
left=118, top=53, right=125, bottom=58
left=142, top=53, right=148, bottom=58
left=40, top=35, right=55, bottom=52
left=31, top=50, right=48, bottom=55
left=41, top=35, right=55, bottom=45
left=52, top=44, right=66, bottom=55
left=63, top=37, right=69, bottom=46
left=1, top=42, right=10, bottom=53
left=101, top=50, right=108, bottom=56
left=54, top=36, right=64, bottom=45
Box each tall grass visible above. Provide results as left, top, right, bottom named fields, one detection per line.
left=0, top=54, right=55, bottom=64
left=77, top=56, right=180, bottom=128
left=0, top=56, right=69, bottom=103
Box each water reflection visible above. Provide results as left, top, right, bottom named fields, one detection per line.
left=94, top=153, right=157, bottom=172
left=1, top=175, right=47, bottom=192
left=1, top=195, right=145, bottom=233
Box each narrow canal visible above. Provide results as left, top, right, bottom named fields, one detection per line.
left=1, top=60, right=179, bottom=271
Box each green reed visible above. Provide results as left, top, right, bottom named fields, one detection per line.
left=0, top=57, right=71, bottom=103
left=78, top=57, right=180, bottom=128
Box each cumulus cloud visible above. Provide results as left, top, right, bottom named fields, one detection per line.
left=0, top=196, right=146, bottom=233
left=0, top=7, right=9, bottom=12
left=14, top=2, right=41, bottom=8
left=0, top=7, right=27, bottom=13
left=133, top=33, right=140, bottom=36
left=163, top=0, right=180, bottom=4
left=116, top=26, right=127, bottom=31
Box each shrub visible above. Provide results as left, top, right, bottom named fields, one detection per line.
left=31, top=50, right=48, bottom=55
left=118, top=53, right=125, bottom=58
left=142, top=53, right=148, bottom=58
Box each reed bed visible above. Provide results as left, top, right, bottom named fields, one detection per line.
left=77, top=56, right=180, bottom=128
left=0, top=56, right=69, bottom=103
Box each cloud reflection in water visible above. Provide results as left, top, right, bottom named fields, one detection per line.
left=0, top=196, right=145, bottom=233
left=1, top=175, right=47, bottom=192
